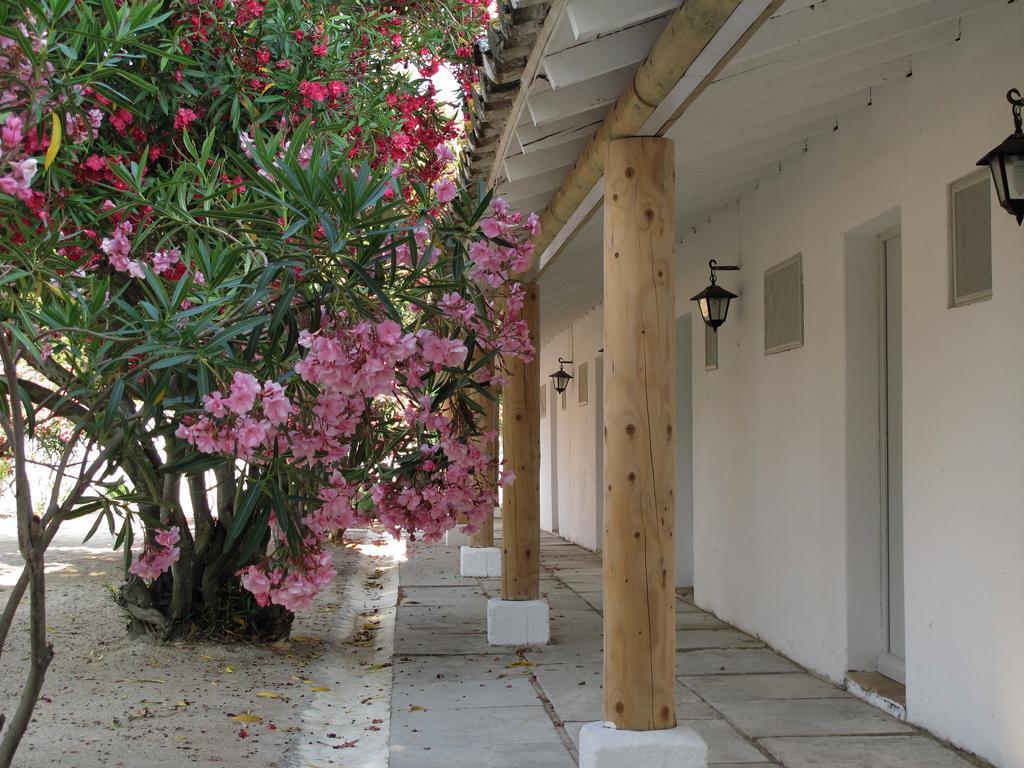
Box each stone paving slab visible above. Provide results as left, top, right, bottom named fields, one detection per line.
left=389, top=531, right=985, bottom=768
left=712, top=698, right=915, bottom=737
left=392, top=654, right=520, bottom=684
left=761, top=735, right=979, bottom=767
left=399, top=584, right=487, bottom=606
left=687, top=672, right=852, bottom=703
left=394, top=626, right=491, bottom=655
left=391, top=704, right=563, bottom=746
left=678, top=628, right=765, bottom=650
left=679, top=648, right=801, bottom=676
left=690, top=717, right=775, bottom=764
left=396, top=604, right=487, bottom=630
left=392, top=676, right=541, bottom=710
left=678, top=611, right=733, bottom=629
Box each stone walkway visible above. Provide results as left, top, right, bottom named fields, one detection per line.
left=389, top=530, right=985, bottom=768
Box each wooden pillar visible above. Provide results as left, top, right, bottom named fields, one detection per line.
left=471, top=388, right=499, bottom=548
left=501, top=282, right=541, bottom=600
left=602, top=137, right=677, bottom=731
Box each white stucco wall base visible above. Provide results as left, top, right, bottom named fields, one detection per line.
left=459, top=546, right=501, bottom=577
left=578, top=722, right=707, bottom=768
left=486, top=598, right=550, bottom=646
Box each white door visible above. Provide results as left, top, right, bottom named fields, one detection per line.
left=879, top=232, right=905, bottom=683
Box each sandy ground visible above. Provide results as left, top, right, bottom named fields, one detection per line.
left=0, top=515, right=399, bottom=768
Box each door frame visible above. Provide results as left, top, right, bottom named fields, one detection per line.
left=877, top=227, right=905, bottom=684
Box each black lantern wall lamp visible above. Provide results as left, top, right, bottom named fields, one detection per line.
left=549, top=358, right=573, bottom=394
left=691, top=259, right=740, bottom=331
left=978, top=88, right=1024, bottom=225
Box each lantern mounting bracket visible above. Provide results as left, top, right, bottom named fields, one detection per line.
left=1009, top=88, right=1023, bottom=135
left=708, top=259, right=740, bottom=285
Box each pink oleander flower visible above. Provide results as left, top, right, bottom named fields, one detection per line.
left=223, top=371, right=261, bottom=415
left=1, top=114, right=24, bottom=148
left=526, top=211, right=541, bottom=236
left=154, top=526, right=180, bottom=548
left=202, top=391, right=228, bottom=417
left=152, top=247, right=181, bottom=274
left=239, top=564, right=273, bottom=607
left=418, top=330, right=468, bottom=368
left=298, top=80, right=329, bottom=103
left=271, top=572, right=319, bottom=612
left=432, top=177, right=457, bottom=203
left=129, top=526, right=181, bottom=580
left=479, top=217, right=501, bottom=238
left=261, top=381, right=292, bottom=425
left=173, top=106, right=200, bottom=131
left=0, top=157, right=37, bottom=201
left=435, top=143, right=454, bottom=163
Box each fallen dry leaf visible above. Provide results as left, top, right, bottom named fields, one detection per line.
left=229, top=713, right=263, bottom=723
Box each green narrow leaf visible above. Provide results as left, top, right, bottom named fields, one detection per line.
left=223, top=480, right=264, bottom=552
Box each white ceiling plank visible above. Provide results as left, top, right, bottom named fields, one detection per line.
left=566, top=0, right=679, bottom=39
left=680, top=159, right=787, bottom=204
left=680, top=132, right=821, bottom=179
left=677, top=57, right=911, bottom=141
left=690, top=18, right=957, bottom=117
left=496, top=165, right=569, bottom=202
left=680, top=112, right=840, bottom=172
left=526, top=65, right=637, bottom=127
left=516, top=106, right=608, bottom=146
left=504, top=136, right=592, bottom=181
left=520, top=120, right=601, bottom=154
left=547, top=13, right=580, bottom=53
left=678, top=174, right=780, bottom=222
left=727, top=0, right=1002, bottom=70
left=501, top=190, right=556, bottom=217
left=542, top=16, right=668, bottom=89
left=674, top=89, right=870, bottom=155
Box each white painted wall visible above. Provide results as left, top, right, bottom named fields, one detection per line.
left=540, top=4, right=1024, bottom=765
left=539, top=309, right=603, bottom=550
left=677, top=5, right=1024, bottom=765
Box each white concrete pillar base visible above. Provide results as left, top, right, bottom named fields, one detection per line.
left=460, top=546, right=501, bottom=577
left=486, top=597, right=550, bottom=646
left=579, top=722, right=707, bottom=768
left=444, top=527, right=473, bottom=548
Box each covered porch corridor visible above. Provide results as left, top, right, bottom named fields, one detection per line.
left=387, top=527, right=980, bottom=768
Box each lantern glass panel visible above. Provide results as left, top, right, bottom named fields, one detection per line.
left=989, top=158, right=1008, bottom=206
left=708, top=296, right=730, bottom=324
left=698, top=297, right=711, bottom=324
left=1005, top=155, right=1024, bottom=200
